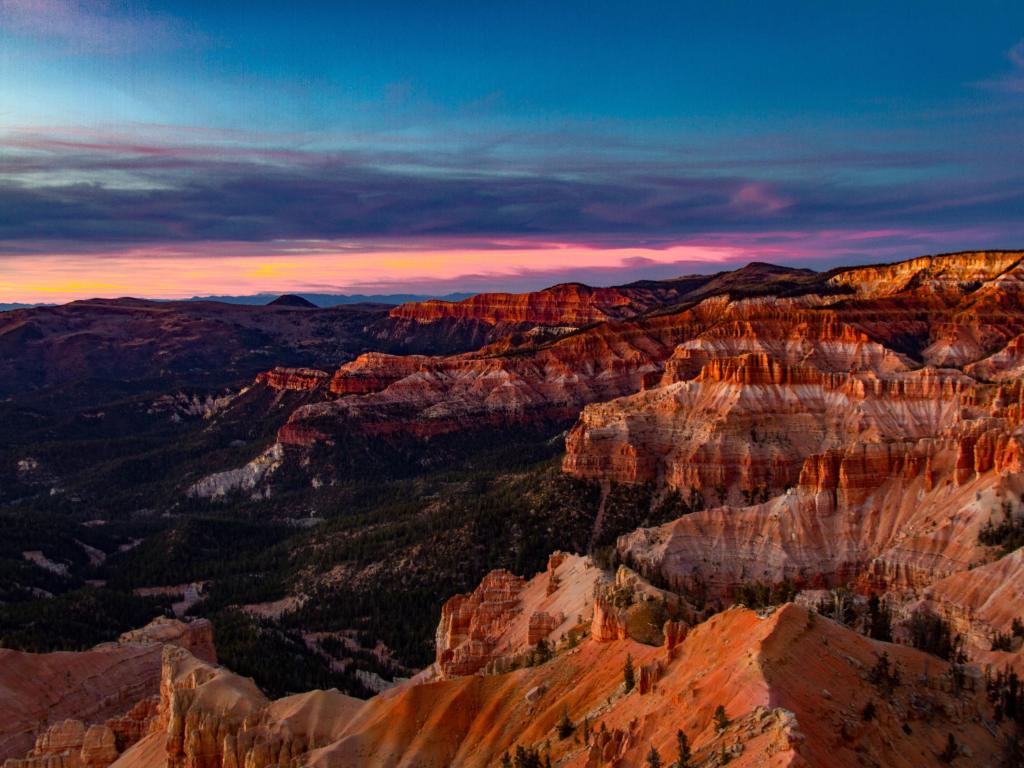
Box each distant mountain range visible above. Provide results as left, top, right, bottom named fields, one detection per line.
left=0, top=292, right=475, bottom=313
left=180, top=291, right=476, bottom=307
left=0, top=302, right=53, bottom=312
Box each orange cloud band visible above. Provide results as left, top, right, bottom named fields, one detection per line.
left=0, top=242, right=749, bottom=303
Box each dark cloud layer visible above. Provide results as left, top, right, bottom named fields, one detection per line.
left=2, top=130, right=1023, bottom=255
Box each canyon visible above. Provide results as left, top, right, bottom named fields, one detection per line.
left=1, top=565, right=1013, bottom=768
left=3, top=251, right=1024, bottom=766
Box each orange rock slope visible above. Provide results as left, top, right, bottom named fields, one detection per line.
left=0, top=618, right=214, bottom=762
left=101, top=598, right=1008, bottom=768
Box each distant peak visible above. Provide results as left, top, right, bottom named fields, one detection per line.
left=737, top=261, right=810, bottom=274
left=268, top=294, right=318, bottom=308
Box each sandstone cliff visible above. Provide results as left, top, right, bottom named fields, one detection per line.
left=260, top=252, right=1022, bottom=477
left=369, top=277, right=715, bottom=352
left=434, top=553, right=602, bottom=678
left=0, top=619, right=213, bottom=762
left=827, top=250, right=1021, bottom=299
left=553, top=253, right=1024, bottom=601
left=106, top=602, right=1008, bottom=768
left=254, top=367, right=330, bottom=392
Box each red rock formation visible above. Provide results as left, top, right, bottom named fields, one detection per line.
left=119, top=603, right=999, bottom=768
left=327, top=353, right=430, bottom=396
left=433, top=554, right=601, bottom=679
left=912, top=548, right=1024, bottom=658
left=589, top=567, right=688, bottom=646
left=619, top=441, right=1024, bottom=600
left=827, top=250, right=1021, bottom=299
left=255, top=367, right=329, bottom=391
left=589, top=590, right=627, bottom=643
left=118, top=617, right=216, bottom=665
left=276, top=422, right=329, bottom=447
left=547, top=272, right=1024, bottom=599
left=562, top=290, right=990, bottom=496
left=370, top=277, right=737, bottom=353
left=662, top=620, right=687, bottom=657
left=270, top=267, right=871, bottom=452
left=526, top=612, right=564, bottom=646
left=281, top=308, right=704, bottom=446
left=967, top=332, right=1024, bottom=381
left=201, top=252, right=1024, bottom=508
left=435, top=570, right=527, bottom=678
left=637, top=659, right=665, bottom=694
left=10, top=721, right=122, bottom=768
left=388, top=283, right=655, bottom=326
left=0, top=619, right=214, bottom=762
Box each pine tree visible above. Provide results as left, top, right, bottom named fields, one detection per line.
left=713, top=704, right=729, bottom=731
left=646, top=744, right=662, bottom=768
left=624, top=654, right=635, bottom=692
left=513, top=746, right=542, bottom=768
left=940, top=733, right=958, bottom=763
left=861, top=701, right=876, bottom=722
left=675, top=729, right=691, bottom=767
left=557, top=707, right=574, bottom=739
left=867, top=593, right=892, bottom=642
left=531, top=638, right=552, bottom=666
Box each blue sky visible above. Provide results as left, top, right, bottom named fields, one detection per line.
left=1, top=1, right=1023, bottom=300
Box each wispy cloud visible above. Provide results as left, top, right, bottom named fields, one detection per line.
left=973, top=39, right=1024, bottom=94
left=0, top=0, right=191, bottom=54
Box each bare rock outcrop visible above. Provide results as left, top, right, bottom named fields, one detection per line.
left=187, top=444, right=284, bottom=500
left=101, top=645, right=362, bottom=768
left=255, top=367, right=329, bottom=392
left=908, top=548, right=1024, bottom=659
left=5, top=720, right=121, bottom=768
left=435, top=569, right=527, bottom=678
left=297, top=603, right=1007, bottom=768
left=827, top=250, right=1021, bottom=299
left=434, top=554, right=602, bottom=679
left=589, top=566, right=689, bottom=646
left=369, top=278, right=721, bottom=352
left=556, top=268, right=1024, bottom=598
left=27, top=574, right=1015, bottom=768
left=0, top=619, right=214, bottom=763
left=117, top=617, right=216, bottom=665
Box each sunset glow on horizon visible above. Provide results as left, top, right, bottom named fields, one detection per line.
left=2, top=2, right=1023, bottom=303
left=0, top=243, right=753, bottom=303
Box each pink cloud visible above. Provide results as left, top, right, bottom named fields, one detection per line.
left=729, top=183, right=791, bottom=215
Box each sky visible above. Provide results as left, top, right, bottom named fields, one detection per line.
left=1, top=1, right=1024, bottom=302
